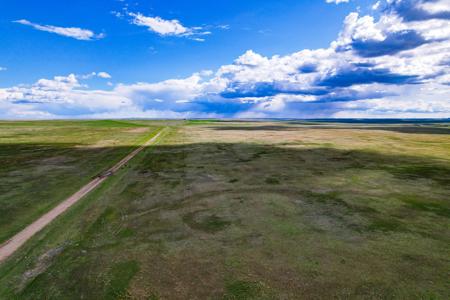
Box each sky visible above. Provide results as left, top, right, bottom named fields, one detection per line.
left=0, top=0, right=449, bottom=119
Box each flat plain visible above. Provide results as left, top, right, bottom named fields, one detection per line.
left=0, top=120, right=162, bottom=244
left=0, top=120, right=449, bottom=299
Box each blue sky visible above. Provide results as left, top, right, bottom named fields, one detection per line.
left=0, top=0, right=449, bottom=119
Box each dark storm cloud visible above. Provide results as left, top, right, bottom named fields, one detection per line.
left=319, top=67, right=420, bottom=87
left=351, top=30, right=429, bottom=57
left=388, top=0, right=450, bottom=21
left=220, top=82, right=329, bottom=99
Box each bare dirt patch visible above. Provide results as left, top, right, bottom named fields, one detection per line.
left=126, top=128, right=149, bottom=133
left=19, top=244, right=66, bottom=290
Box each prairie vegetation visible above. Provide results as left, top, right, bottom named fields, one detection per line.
left=0, top=120, right=449, bottom=299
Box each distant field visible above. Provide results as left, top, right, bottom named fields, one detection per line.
left=0, top=121, right=449, bottom=299
left=0, top=120, right=159, bottom=243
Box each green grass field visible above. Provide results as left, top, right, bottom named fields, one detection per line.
left=0, top=120, right=161, bottom=243
left=0, top=120, right=449, bottom=299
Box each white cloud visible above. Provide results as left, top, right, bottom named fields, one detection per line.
left=218, top=24, right=231, bottom=30
left=0, top=74, right=131, bottom=119
left=418, top=0, right=450, bottom=15
left=97, top=72, right=112, bottom=79
left=334, top=12, right=390, bottom=47
left=129, top=13, right=188, bottom=36
left=0, top=67, right=6, bottom=71
left=326, top=0, right=350, bottom=4
left=372, top=1, right=381, bottom=10
left=2, top=0, right=450, bottom=119
left=79, top=72, right=112, bottom=80
left=114, top=72, right=223, bottom=111
left=0, top=74, right=221, bottom=120
left=128, top=12, right=211, bottom=41
left=13, top=19, right=104, bottom=41
left=35, top=74, right=81, bottom=91
left=333, top=82, right=450, bottom=117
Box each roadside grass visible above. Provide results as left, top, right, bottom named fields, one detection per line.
left=0, top=126, right=171, bottom=299
left=0, top=120, right=159, bottom=243
left=0, top=122, right=449, bottom=299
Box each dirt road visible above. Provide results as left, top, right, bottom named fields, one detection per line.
left=0, top=129, right=163, bottom=263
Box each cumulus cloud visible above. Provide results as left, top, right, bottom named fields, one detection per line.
left=97, top=72, right=112, bottom=79
left=128, top=12, right=211, bottom=41
left=2, top=0, right=450, bottom=119
left=13, top=19, right=104, bottom=41
left=334, top=83, right=450, bottom=118
left=0, top=74, right=131, bottom=119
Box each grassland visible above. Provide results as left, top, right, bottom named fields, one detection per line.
left=0, top=120, right=449, bottom=299
left=0, top=120, right=161, bottom=243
